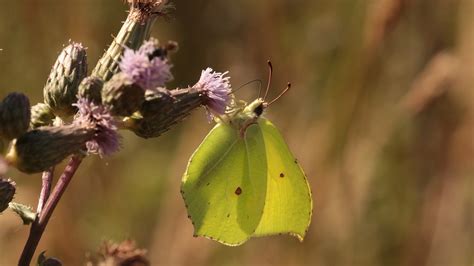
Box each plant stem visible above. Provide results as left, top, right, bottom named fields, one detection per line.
left=36, top=167, right=54, bottom=214
left=19, top=156, right=83, bottom=266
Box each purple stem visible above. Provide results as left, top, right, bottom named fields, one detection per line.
left=18, top=156, right=83, bottom=266
left=37, top=167, right=54, bottom=214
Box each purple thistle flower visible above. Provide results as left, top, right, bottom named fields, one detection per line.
left=194, top=68, right=232, bottom=116
left=119, top=40, right=173, bottom=90
left=73, top=98, right=120, bottom=157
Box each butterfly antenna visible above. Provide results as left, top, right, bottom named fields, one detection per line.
left=267, top=82, right=291, bottom=106
left=262, top=60, right=273, bottom=100
left=229, top=79, right=262, bottom=95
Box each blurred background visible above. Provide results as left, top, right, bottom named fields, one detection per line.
left=0, top=0, right=473, bottom=265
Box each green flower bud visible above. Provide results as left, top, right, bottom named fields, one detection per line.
left=8, top=202, right=36, bottom=225
left=0, top=178, right=15, bottom=213
left=0, top=92, right=31, bottom=140
left=30, top=103, right=55, bottom=129
left=5, top=125, right=93, bottom=173
left=78, top=76, right=104, bottom=104
left=124, top=87, right=202, bottom=139
left=102, top=73, right=144, bottom=116
left=44, top=42, right=88, bottom=118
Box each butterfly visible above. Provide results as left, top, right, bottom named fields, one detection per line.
left=181, top=62, right=312, bottom=246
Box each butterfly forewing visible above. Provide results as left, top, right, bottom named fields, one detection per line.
left=252, top=119, right=312, bottom=240
left=181, top=123, right=267, bottom=245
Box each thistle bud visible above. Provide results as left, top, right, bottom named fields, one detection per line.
left=102, top=73, right=144, bottom=116
left=44, top=42, right=88, bottom=118
left=30, top=103, right=55, bottom=129
left=0, top=178, right=15, bottom=213
left=5, top=125, right=93, bottom=173
left=38, top=252, right=62, bottom=266
left=124, top=87, right=203, bottom=138
left=0, top=92, right=31, bottom=140
left=78, top=76, right=104, bottom=104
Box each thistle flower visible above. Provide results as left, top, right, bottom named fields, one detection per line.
left=119, top=39, right=173, bottom=90
left=73, top=98, right=120, bottom=157
left=86, top=240, right=149, bottom=266
left=193, top=68, right=232, bottom=116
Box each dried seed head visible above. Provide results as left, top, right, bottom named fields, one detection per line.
left=125, top=87, right=203, bottom=138
left=74, top=98, right=120, bottom=157
left=44, top=42, right=88, bottom=118
left=0, top=92, right=31, bottom=140
left=78, top=76, right=104, bottom=104
left=5, top=125, right=93, bottom=173
left=30, top=103, right=55, bottom=129
left=102, top=73, right=145, bottom=116
left=127, top=0, right=172, bottom=23
left=0, top=178, right=15, bottom=213
left=87, top=239, right=149, bottom=266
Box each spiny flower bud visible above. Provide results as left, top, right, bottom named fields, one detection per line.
left=30, top=103, right=55, bottom=129
left=44, top=42, right=88, bottom=118
left=124, top=87, right=203, bottom=138
left=78, top=76, right=104, bottom=104
left=5, top=125, right=94, bottom=173
left=38, top=251, right=62, bottom=266
left=0, top=178, right=15, bottom=213
left=0, top=92, right=31, bottom=140
left=102, top=73, right=144, bottom=116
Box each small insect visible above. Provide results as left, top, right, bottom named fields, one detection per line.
left=181, top=61, right=312, bottom=246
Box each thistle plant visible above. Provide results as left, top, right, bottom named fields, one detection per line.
left=0, top=0, right=233, bottom=264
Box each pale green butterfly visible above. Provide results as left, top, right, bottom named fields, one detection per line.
left=181, top=62, right=312, bottom=246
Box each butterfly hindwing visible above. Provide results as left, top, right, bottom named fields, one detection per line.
left=181, top=123, right=267, bottom=245
left=252, top=118, right=312, bottom=240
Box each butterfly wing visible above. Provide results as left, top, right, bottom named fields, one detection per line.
left=181, top=123, right=267, bottom=245
left=252, top=118, right=313, bottom=240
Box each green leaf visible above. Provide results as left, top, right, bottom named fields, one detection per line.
left=9, top=202, right=36, bottom=225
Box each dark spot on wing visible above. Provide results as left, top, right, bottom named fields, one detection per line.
left=206, top=182, right=210, bottom=186
left=235, top=187, right=242, bottom=195
left=227, top=213, right=230, bottom=218
left=294, top=159, right=298, bottom=164
left=280, top=173, right=285, bottom=178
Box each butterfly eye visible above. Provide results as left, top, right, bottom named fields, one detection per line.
left=254, top=103, right=264, bottom=116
